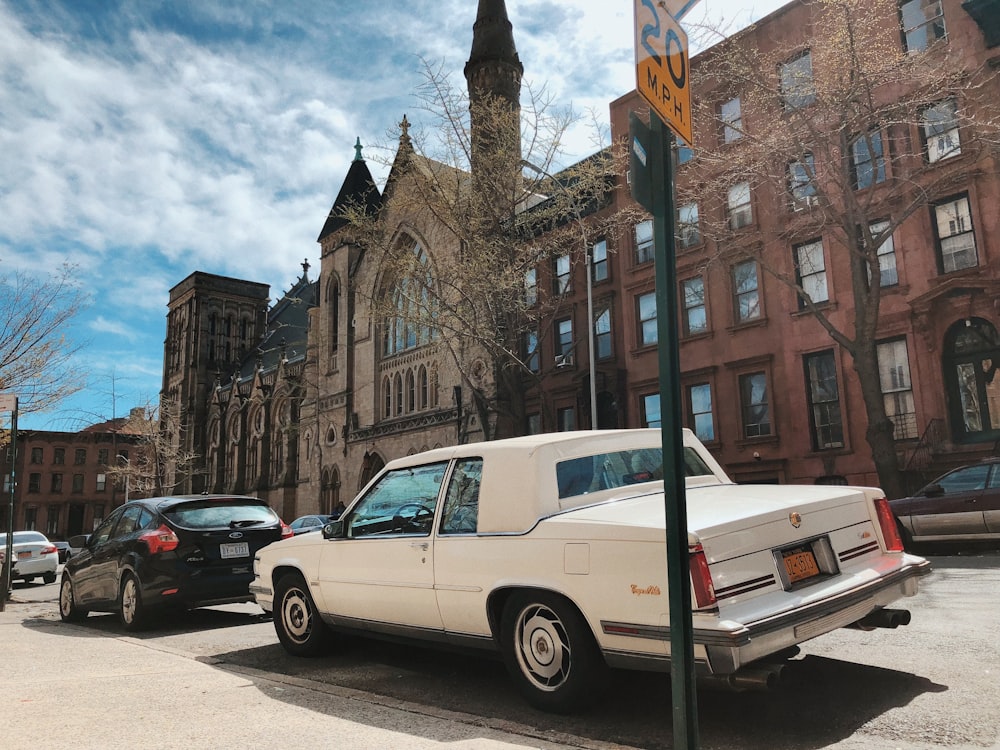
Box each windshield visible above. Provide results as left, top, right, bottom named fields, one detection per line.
left=163, top=501, right=279, bottom=530
left=556, top=446, right=714, bottom=499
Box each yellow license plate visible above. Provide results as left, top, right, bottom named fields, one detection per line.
left=783, top=549, right=820, bottom=583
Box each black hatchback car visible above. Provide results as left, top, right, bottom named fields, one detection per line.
left=59, top=495, right=292, bottom=630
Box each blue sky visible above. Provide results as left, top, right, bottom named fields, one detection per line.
left=2, top=0, right=789, bottom=431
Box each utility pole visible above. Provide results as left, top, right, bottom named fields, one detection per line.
left=1, top=393, right=18, bottom=611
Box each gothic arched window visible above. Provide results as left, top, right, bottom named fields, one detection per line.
left=383, top=241, right=435, bottom=357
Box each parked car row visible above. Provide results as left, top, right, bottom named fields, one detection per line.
left=1, top=531, right=59, bottom=584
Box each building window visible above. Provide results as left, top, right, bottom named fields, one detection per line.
left=805, top=350, right=845, bottom=449
left=384, top=241, right=434, bottom=357
left=681, top=277, right=707, bottom=335
left=28, top=473, right=41, bottom=493
left=30, top=447, right=42, bottom=464
left=554, top=254, right=571, bottom=295
left=557, top=407, right=576, bottom=432
left=788, top=154, right=817, bottom=209
left=878, top=338, right=918, bottom=439
left=74, top=448, right=87, bottom=465
left=591, top=239, right=608, bottom=282
left=54, top=448, right=65, bottom=465
left=524, top=268, right=537, bottom=306
left=687, top=384, right=715, bottom=442
left=779, top=50, right=815, bottom=109
left=638, top=292, right=658, bottom=346
left=945, top=318, right=1000, bottom=442
left=868, top=220, right=898, bottom=287
left=72, top=474, right=84, bottom=493
left=727, top=182, right=752, bottom=229
left=733, top=260, right=761, bottom=322
left=527, top=413, right=541, bottom=434
left=721, top=97, right=742, bottom=143
left=922, top=99, right=960, bottom=162
left=739, top=372, right=772, bottom=438
left=556, top=318, right=574, bottom=363
left=678, top=203, right=700, bottom=248
left=96, top=473, right=107, bottom=492
left=46, top=506, right=59, bottom=537
left=98, top=449, right=109, bottom=465
left=635, top=220, right=654, bottom=265
left=418, top=366, right=429, bottom=409
left=933, top=195, right=977, bottom=273
left=51, top=473, right=63, bottom=493
left=406, top=369, right=416, bottom=412
left=794, top=239, right=828, bottom=308
left=900, top=0, right=946, bottom=53
left=595, top=307, right=612, bottom=360
left=643, top=394, right=661, bottom=428
left=394, top=373, right=403, bottom=415
left=523, top=330, right=540, bottom=373
left=850, top=130, right=886, bottom=190
left=383, top=376, right=392, bottom=418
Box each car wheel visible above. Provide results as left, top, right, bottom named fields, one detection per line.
left=273, top=573, right=331, bottom=656
left=119, top=574, right=148, bottom=631
left=43, top=571, right=57, bottom=585
left=499, top=590, right=607, bottom=713
left=59, top=575, right=87, bottom=623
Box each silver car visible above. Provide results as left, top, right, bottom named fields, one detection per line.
left=1, top=531, right=59, bottom=584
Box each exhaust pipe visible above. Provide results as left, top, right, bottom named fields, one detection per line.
left=699, top=662, right=786, bottom=692
left=848, top=607, right=912, bottom=631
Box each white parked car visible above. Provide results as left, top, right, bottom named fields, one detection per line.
left=1, top=531, right=59, bottom=585
left=251, top=429, right=930, bottom=712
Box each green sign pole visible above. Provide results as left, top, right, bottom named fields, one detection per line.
left=650, top=112, right=700, bottom=749
left=1, top=397, right=17, bottom=611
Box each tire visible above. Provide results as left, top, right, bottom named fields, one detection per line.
left=273, top=573, right=331, bottom=656
left=58, top=575, right=87, bottom=623
left=499, top=591, right=607, bottom=714
left=43, top=571, right=57, bottom=585
left=119, top=574, right=148, bottom=631
left=897, top=520, right=918, bottom=553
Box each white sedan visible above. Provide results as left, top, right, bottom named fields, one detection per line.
left=251, top=429, right=930, bottom=712
left=2, top=531, right=59, bottom=584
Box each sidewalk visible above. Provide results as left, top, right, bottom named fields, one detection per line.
left=0, top=599, right=621, bottom=750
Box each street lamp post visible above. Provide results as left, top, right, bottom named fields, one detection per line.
left=521, top=160, right=599, bottom=428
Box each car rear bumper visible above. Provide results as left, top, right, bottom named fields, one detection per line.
left=10, top=555, right=58, bottom=579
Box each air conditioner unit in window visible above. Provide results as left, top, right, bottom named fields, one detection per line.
left=554, top=352, right=574, bottom=368
left=792, top=195, right=819, bottom=211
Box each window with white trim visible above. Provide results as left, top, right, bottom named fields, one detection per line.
left=934, top=195, right=977, bottom=273
left=877, top=338, right=918, bottom=439
left=727, top=182, right=752, bottom=229
left=900, top=0, right=946, bottom=53
left=922, top=99, right=961, bottom=162
left=794, top=239, right=828, bottom=308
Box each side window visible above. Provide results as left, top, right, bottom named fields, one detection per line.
left=440, top=458, right=483, bottom=535
left=91, top=510, right=123, bottom=547
left=347, top=461, right=448, bottom=538
left=112, top=506, right=144, bottom=539
left=936, top=465, right=989, bottom=493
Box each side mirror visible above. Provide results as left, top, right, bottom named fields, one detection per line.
left=322, top=520, right=346, bottom=540
left=68, top=534, right=89, bottom=549
left=922, top=483, right=944, bottom=498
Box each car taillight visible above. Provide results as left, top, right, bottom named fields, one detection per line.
left=140, top=525, right=180, bottom=555
left=689, top=543, right=717, bottom=609
left=41, top=545, right=58, bottom=555
left=280, top=521, right=293, bottom=539
left=874, top=496, right=904, bottom=552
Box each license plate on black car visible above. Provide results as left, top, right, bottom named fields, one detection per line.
left=220, top=542, right=249, bottom=559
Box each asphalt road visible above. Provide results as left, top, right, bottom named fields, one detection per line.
left=7, top=550, right=1000, bottom=750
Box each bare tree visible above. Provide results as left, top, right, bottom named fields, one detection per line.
left=680, top=0, right=1000, bottom=497
left=105, top=400, right=201, bottom=497
left=341, top=62, right=633, bottom=439
left=0, top=263, right=88, bottom=414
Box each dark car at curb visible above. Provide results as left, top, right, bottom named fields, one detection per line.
left=59, top=495, right=292, bottom=630
left=891, top=457, right=1000, bottom=550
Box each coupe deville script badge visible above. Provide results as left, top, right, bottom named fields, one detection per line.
left=789, top=512, right=802, bottom=528
left=630, top=584, right=662, bottom=596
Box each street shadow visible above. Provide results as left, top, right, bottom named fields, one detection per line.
left=208, top=636, right=946, bottom=750
left=17, top=602, right=270, bottom=637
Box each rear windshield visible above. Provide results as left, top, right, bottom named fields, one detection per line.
left=162, top=501, right=279, bottom=530
left=556, top=446, right=715, bottom=499
left=12, top=531, right=47, bottom=543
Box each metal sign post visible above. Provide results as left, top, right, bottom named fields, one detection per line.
left=1, top=394, right=18, bottom=611
left=633, top=1, right=699, bottom=747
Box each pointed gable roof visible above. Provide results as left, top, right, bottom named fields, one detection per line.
left=465, top=0, right=522, bottom=78
left=317, top=138, right=382, bottom=242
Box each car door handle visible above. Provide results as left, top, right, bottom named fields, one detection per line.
left=410, top=541, right=429, bottom=551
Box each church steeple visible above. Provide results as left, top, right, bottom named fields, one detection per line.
left=464, top=0, right=523, bottom=185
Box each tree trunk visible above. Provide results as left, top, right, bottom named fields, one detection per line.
left=852, top=346, right=906, bottom=499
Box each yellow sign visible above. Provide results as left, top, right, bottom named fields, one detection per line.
left=634, top=0, right=693, bottom=144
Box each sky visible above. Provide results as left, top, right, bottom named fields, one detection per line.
left=2, top=0, right=791, bottom=431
